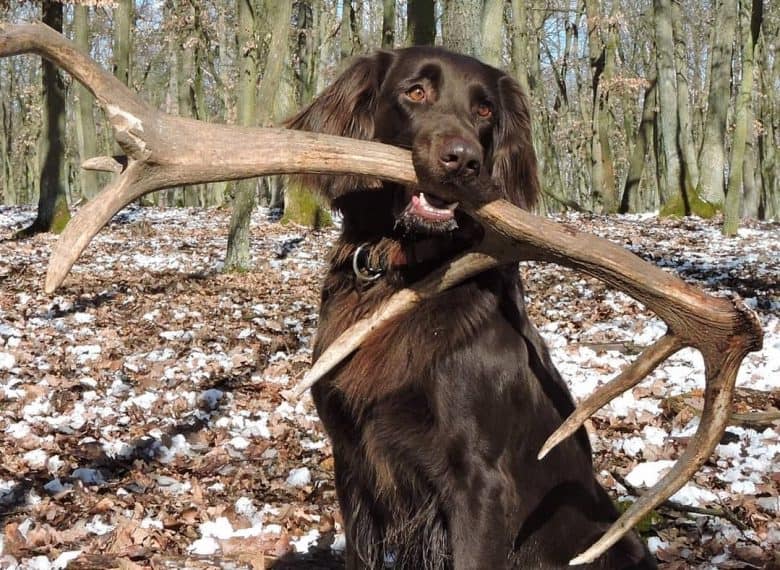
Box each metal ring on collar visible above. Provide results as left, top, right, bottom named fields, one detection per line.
left=352, top=242, right=383, bottom=282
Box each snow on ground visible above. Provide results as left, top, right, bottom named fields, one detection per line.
left=0, top=206, right=777, bottom=569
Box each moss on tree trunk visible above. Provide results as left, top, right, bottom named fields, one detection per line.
left=281, top=183, right=332, bottom=229
left=659, top=191, right=718, bottom=218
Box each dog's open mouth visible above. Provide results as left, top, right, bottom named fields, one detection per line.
left=397, top=192, right=459, bottom=235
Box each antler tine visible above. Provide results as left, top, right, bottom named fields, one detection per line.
left=292, top=245, right=512, bottom=397
left=570, top=336, right=750, bottom=564
left=538, top=333, right=684, bottom=460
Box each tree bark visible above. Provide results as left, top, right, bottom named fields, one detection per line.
left=22, top=0, right=70, bottom=235
left=406, top=0, right=435, bottom=46
left=621, top=78, right=657, bottom=213
left=723, top=0, right=763, bottom=236
left=72, top=5, right=100, bottom=201
left=697, top=0, right=737, bottom=206
left=112, top=0, right=132, bottom=86
left=340, top=0, right=358, bottom=59
left=442, top=0, right=482, bottom=56
left=742, top=113, right=759, bottom=218
left=225, top=0, right=260, bottom=271
left=480, top=0, right=503, bottom=67
left=0, top=67, right=14, bottom=204
left=671, top=0, right=700, bottom=198
left=586, top=1, right=618, bottom=213
left=757, top=19, right=777, bottom=219
left=382, top=0, right=395, bottom=48
left=509, top=0, right=531, bottom=94
left=654, top=0, right=685, bottom=216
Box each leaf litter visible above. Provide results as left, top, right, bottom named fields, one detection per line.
left=0, top=206, right=777, bottom=569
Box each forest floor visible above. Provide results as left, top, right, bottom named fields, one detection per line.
left=0, top=205, right=778, bottom=570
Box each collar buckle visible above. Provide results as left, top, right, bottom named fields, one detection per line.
left=352, top=242, right=384, bottom=282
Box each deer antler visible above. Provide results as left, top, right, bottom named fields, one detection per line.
left=1, top=22, right=763, bottom=565
left=302, top=200, right=762, bottom=563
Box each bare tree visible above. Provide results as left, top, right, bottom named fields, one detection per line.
left=225, top=0, right=260, bottom=271
left=441, top=0, right=481, bottom=56
left=697, top=0, right=737, bottom=206
left=19, top=0, right=70, bottom=236
left=382, top=0, right=395, bottom=48
left=72, top=4, right=99, bottom=200
left=723, top=0, right=764, bottom=236
left=406, top=0, right=435, bottom=46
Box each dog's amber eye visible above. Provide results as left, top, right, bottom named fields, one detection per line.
left=476, top=103, right=493, bottom=118
left=406, top=85, right=426, bottom=102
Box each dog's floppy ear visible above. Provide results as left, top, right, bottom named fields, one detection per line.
left=491, top=75, right=540, bottom=209
left=285, top=52, right=395, bottom=202
left=286, top=51, right=393, bottom=139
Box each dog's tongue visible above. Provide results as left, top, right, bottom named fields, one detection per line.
left=405, top=193, right=458, bottom=221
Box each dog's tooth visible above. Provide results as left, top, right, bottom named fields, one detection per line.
left=446, top=202, right=459, bottom=211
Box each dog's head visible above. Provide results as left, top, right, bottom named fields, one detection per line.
left=286, top=47, right=539, bottom=238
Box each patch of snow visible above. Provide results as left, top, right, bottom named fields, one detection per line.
left=331, top=533, right=346, bottom=552
left=158, top=434, right=191, bottom=463
left=0, top=352, right=15, bottom=370
left=85, top=515, right=115, bottom=535
left=200, top=388, right=224, bottom=409
left=69, top=344, right=101, bottom=363
left=23, top=449, right=48, bottom=469
left=72, top=468, right=105, bottom=485
left=229, top=436, right=250, bottom=450
left=642, top=426, right=668, bottom=447
left=291, top=528, right=320, bottom=553
left=625, top=460, right=675, bottom=488
left=188, top=537, right=220, bottom=555
left=287, top=467, right=311, bottom=488
left=646, top=537, right=668, bottom=555
left=44, top=479, right=69, bottom=494
left=159, top=330, right=193, bottom=342
left=670, top=483, right=718, bottom=506
left=53, top=550, right=82, bottom=569
left=6, top=421, right=31, bottom=439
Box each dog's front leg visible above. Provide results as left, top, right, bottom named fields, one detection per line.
left=444, top=473, right=514, bottom=570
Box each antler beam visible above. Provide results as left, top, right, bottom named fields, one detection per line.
left=1, top=21, right=763, bottom=565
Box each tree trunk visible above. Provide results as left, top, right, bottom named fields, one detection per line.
left=757, top=21, right=777, bottom=219
left=442, top=0, right=482, bottom=56
left=381, top=0, right=395, bottom=48
left=586, top=1, right=618, bottom=213
left=112, top=0, right=133, bottom=86
left=225, top=0, right=260, bottom=271
left=21, top=0, right=70, bottom=235
left=698, top=0, right=737, bottom=206
left=671, top=0, right=700, bottom=199
left=621, top=78, right=657, bottom=213
left=72, top=5, right=100, bottom=201
left=283, top=0, right=332, bottom=227
left=723, top=0, right=763, bottom=236
left=340, top=0, right=358, bottom=59
left=0, top=73, right=14, bottom=204
left=509, top=0, right=531, bottom=94
left=406, top=0, right=435, bottom=46
left=480, top=0, right=503, bottom=67
left=174, top=0, right=206, bottom=207
left=654, top=0, right=686, bottom=215
left=742, top=116, right=759, bottom=218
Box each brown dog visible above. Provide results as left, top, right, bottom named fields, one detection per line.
left=287, top=47, right=655, bottom=570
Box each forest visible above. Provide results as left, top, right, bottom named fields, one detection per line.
left=0, top=0, right=778, bottom=239
left=0, top=1, right=779, bottom=570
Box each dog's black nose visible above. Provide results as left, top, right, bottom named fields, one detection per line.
left=439, top=138, right=482, bottom=177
